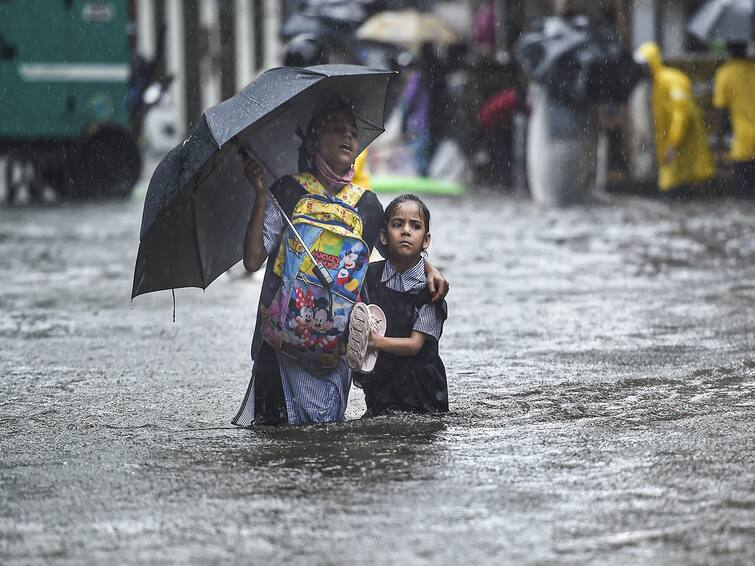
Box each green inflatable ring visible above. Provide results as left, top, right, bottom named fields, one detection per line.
left=370, top=175, right=465, bottom=196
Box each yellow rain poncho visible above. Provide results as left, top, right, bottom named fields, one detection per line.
left=636, top=42, right=714, bottom=191
left=352, top=148, right=371, bottom=189
left=713, top=58, right=755, bottom=162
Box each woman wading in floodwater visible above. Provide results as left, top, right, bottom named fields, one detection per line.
left=232, top=97, right=448, bottom=426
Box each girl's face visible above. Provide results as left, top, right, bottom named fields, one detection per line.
left=380, top=201, right=430, bottom=267
left=313, top=110, right=359, bottom=175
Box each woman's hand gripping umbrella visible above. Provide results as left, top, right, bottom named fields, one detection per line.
left=239, top=146, right=333, bottom=289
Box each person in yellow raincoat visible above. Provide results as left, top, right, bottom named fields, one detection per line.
left=635, top=42, right=714, bottom=199
left=352, top=148, right=371, bottom=189
left=713, top=42, right=755, bottom=199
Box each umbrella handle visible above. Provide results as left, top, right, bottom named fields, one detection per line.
left=237, top=145, right=253, bottom=161
left=237, top=143, right=334, bottom=289
left=313, top=263, right=335, bottom=289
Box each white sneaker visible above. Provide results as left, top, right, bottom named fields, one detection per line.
left=347, top=303, right=386, bottom=373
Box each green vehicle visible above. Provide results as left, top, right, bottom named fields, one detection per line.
left=0, top=0, right=141, bottom=200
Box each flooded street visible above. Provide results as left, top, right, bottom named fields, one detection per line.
left=1, top=190, right=754, bottom=564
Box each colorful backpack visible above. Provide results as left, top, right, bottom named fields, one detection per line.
left=260, top=173, right=370, bottom=367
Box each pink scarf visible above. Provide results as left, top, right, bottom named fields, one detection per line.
left=315, top=152, right=355, bottom=192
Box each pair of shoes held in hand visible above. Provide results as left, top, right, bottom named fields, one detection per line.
left=347, top=302, right=386, bottom=373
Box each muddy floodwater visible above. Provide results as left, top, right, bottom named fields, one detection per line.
left=1, top=191, right=754, bottom=564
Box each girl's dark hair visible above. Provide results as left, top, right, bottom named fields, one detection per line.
left=383, top=193, right=431, bottom=232
left=297, top=96, right=357, bottom=172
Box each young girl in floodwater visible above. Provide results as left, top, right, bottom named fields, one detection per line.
left=349, top=194, right=449, bottom=416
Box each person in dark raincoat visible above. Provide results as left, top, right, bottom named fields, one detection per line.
left=232, top=98, right=449, bottom=426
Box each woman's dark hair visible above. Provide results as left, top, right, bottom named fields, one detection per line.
left=297, top=96, right=357, bottom=172
left=382, top=193, right=431, bottom=232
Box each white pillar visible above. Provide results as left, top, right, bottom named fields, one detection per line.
left=235, top=0, right=254, bottom=90
left=661, top=1, right=686, bottom=58
left=631, top=0, right=656, bottom=49
left=136, top=0, right=156, bottom=58
left=263, top=0, right=281, bottom=70
left=494, top=0, right=507, bottom=56
left=166, top=0, right=186, bottom=136
left=200, top=0, right=221, bottom=108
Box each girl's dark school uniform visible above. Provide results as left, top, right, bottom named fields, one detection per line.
left=354, top=259, right=448, bottom=415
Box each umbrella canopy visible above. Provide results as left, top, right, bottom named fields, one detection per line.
left=132, top=64, right=395, bottom=299
left=280, top=12, right=356, bottom=40
left=304, top=0, right=369, bottom=23
left=513, top=16, right=644, bottom=105
left=356, top=9, right=459, bottom=52
left=280, top=0, right=372, bottom=39
left=688, top=0, right=754, bottom=44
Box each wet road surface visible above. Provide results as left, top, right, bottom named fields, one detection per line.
left=1, top=191, right=754, bottom=564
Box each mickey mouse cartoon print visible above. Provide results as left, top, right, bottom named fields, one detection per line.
left=336, top=241, right=367, bottom=293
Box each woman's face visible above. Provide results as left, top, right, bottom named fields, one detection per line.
left=314, top=110, right=359, bottom=174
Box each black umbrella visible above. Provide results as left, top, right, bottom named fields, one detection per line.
left=688, top=0, right=754, bottom=44
left=132, top=64, right=395, bottom=299
left=280, top=12, right=356, bottom=40
left=280, top=0, right=370, bottom=39
left=514, top=16, right=643, bottom=105
left=304, top=0, right=369, bottom=23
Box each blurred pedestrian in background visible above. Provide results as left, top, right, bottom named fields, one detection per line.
left=476, top=61, right=522, bottom=188
left=713, top=42, right=755, bottom=199
left=514, top=13, right=642, bottom=205
left=401, top=42, right=447, bottom=177
left=635, top=42, right=714, bottom=201
left=127, top=23, right=168, bottom=142
left=473, top=0, right=496, bottom=56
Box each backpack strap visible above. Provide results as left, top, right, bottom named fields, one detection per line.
left=293, top=172, right=366, bottom=207
left=362, top=260, right=385, bottom=305
left=366, top=260, right=385, bottom=290
left=270, top=176, right=306, bottom=217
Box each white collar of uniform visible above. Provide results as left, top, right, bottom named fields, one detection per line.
left=381, top=258, right=426, bottom=290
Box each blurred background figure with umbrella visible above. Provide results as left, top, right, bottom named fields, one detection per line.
left=688, top=0, right=754, bottom=46
left=280, top=0, right=371, bottom=42
left=281, top=0, right=408, bottom=72
left=352, top=6, right=471, bottom=191
left=513, top=12, right=643, bottom=206
left=688, top=0, right=755, bottom=199
left=356, top=8, right=459, bottom=55
left=635, top=41, right=715, bottom=201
